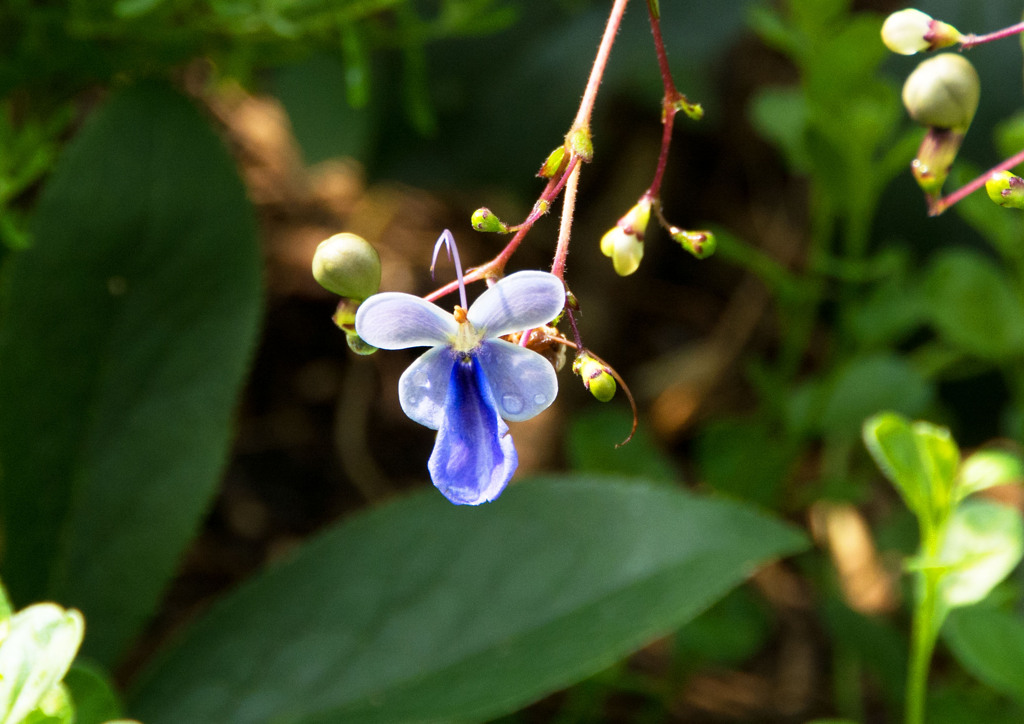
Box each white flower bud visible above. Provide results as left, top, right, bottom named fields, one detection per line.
left=902, top=53, right=979, bottom=130
left=882, top=9, right=961, bottom=55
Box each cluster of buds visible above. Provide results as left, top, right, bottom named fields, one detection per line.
left=312, top=232, right=382, bottom=354
left=599, top=195, right=717, bottom=276
left=901, top=52, right=979, bottom=202
left=882, top=8, right=1024, bottom=214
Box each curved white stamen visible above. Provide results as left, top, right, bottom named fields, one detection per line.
left=431, top=229, right=469, bottom=310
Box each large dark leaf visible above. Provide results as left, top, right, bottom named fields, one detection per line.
left=129, top=477, right=806, bottom=723
left=0, top=82, right=262, bottom=665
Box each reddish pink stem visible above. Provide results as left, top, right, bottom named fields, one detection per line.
left=930, top=146, right=1024, bottom=216
left=960, top=21, right=1024, bottom=50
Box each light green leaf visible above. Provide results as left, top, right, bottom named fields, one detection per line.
left=0, top=82, right=263, bottom=665
left=128, top=477, right=806, bottom=724
left=937, top=500, right=1023, bottom=611
left=0, top=604, right=83, bottom=724
left=956, top=449, right=1024, bottom=502
left=863, top=413, right=958, bottom=523
left=944, top=606, right=1024, bottom=705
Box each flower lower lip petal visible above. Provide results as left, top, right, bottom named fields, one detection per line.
left=475, top=339, right=558, bottom=422
left=398, top=345, right=456, bottom=430
left=428, top=356, right=517, bottom=505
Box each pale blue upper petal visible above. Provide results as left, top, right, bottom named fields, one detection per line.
left=475, top=338, right=558, bottom=422
left=354, top=293, right=457, bottom=350
left=428, top=356, right=517, bottom=505
left=467, top=271, right=565, bottom=339
left=398, top=345, right=456, bottom=430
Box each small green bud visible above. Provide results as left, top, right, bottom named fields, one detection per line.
left=471, top=207, right=509, bottom=233
left=346, top=331, right=377, bottom=355
left=672, top=228, right=716, bottom=259
left=912, top=127, right=964, bottom=198
left=538, top=145, right=568, bottom=178
left=902, top=53, right=979, bottom=131
left=671, top=95, right=704, bottom=121
left=567, top=126, right=593, bottom=162
left=573, top=354, right=616, bottom=402
left=882, top=9, right=961, bottom=55
left=332, top=298, right=359, bottom=332
left=985, top=170, right=1024, bottom=209
left=600, top=197, right=652, bottom=276
left=312, top=233, right=381, bottom=300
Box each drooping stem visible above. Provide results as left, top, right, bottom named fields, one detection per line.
left=929, top=145, right=1024, bottom=215
left=644, top=0, right=700, bottom=202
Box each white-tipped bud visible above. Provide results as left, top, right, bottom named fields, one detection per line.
left=902, top=53, right=979, bottom=131
left=882, top=9, right=961, bottom=55
left=600, top=197, right=652, bottom=277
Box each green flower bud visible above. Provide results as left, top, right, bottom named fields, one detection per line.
left=538, top=145, right=568, bottom=178
left=332, top=298, right=359, bottom=333
left=312, top=233, right=381, bottom=300
left=882, top=9, right=961, bottom=55
left=672, top=228, right=716, bottom=259
left=985, top=170, right=1024, bottom=209
left=902, top=53, right=979, bottom=131
left=912, top=127, right=964, bottom=198
left=346, top=331, right=377, bottom=355
left=671, top=95, right=704, bottom=121
left=471, top=207, right=509, bottom=233
left=600, top=197, right=652, bottom=276
left=567, top=126, right=593, bottom=163
left=573, top=354, right=616, bottom=402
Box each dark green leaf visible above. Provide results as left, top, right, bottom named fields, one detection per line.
left=566, top=408, right=679, bottom=483
left=0, top=82, right=262, bottom=665
left=819, top=354, right=932, bottom=438
left=695, top=417, right=792, bottom=507
left=923, top=249, right=1024, bottom=361
left=128, top=477, right=806, bottom=724
left=945, top=606, right=1024, bottom=705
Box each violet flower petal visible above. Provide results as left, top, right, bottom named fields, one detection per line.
left=354, top=292, right=458, bottom=349
left=467, top=271, right=565, bottom=339
left=428, top=355, right=517, bottom=505
left=475, top=338, right=558, bottom=422
left=397, top=345, right=455, bottom=430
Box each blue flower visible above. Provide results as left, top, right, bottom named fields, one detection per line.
left=354, top=271, right=565, bottom=505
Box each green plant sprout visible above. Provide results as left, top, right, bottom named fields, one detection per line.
left=864, top=412, right=1024, bottom=724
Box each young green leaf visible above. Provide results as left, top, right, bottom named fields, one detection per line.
left=937, top=500, right=1023, bottom=612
